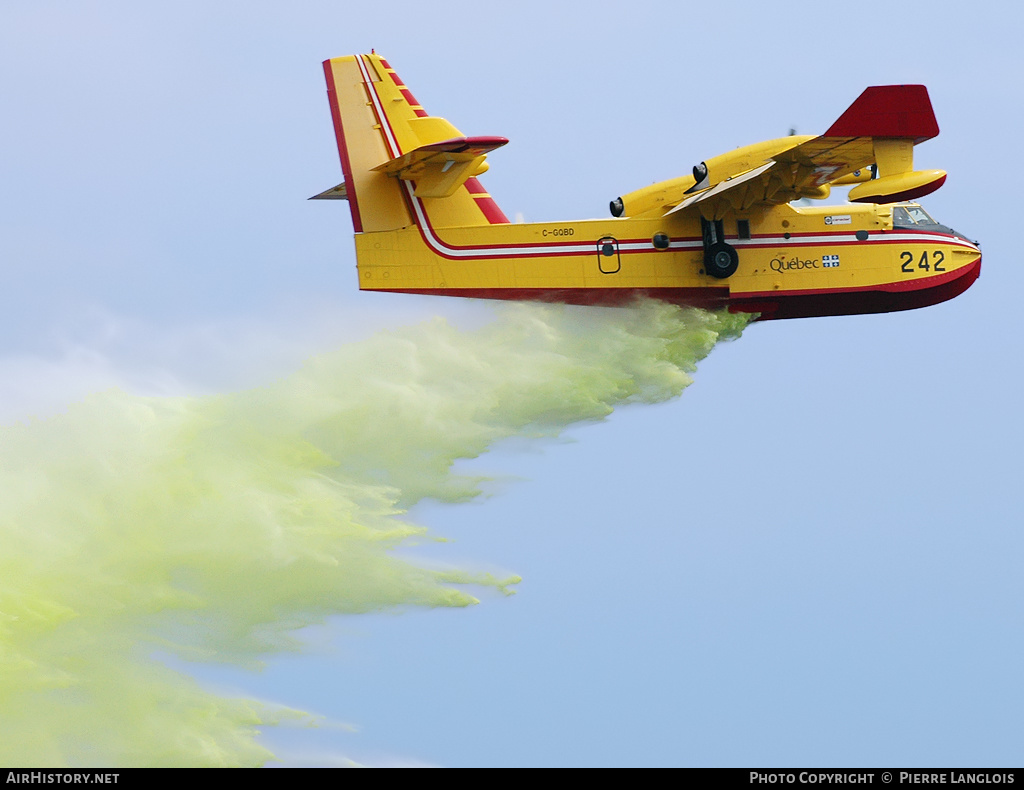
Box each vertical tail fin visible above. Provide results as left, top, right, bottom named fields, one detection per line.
left=315, top=54, right=509, bottom=231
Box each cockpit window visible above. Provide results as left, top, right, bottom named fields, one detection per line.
left=905, top=206, right=935, bottom=224
left=891, top=202, right=963, bottom=239
left=893, top=205, right=937, bottom=226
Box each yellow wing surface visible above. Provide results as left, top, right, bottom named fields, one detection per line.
left=616, top=86, right=947, bottom=221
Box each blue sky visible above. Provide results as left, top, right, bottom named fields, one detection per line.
left=2, top=0, right=1022, bottom=767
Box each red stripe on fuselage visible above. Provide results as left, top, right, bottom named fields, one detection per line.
left=731, top=258, right=980, bottom=319
left=367, top=258, right=980, bottom=321
left=369, top=286, right=730, bottom=309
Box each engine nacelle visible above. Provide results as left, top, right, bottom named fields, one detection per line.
left=687, top=136, right=814, bottom=193
left=611, top=174, right=696, bottom=218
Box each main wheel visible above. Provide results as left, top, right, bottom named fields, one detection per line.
left=704, top=241, right=738, bottom=279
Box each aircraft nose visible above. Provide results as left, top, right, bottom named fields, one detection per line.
left=958, top=233, right=981, bottom=252
left=942, top=222, right=979, bottom=249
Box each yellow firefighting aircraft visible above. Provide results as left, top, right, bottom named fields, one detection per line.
left=314, top=53, right=980, bottom=320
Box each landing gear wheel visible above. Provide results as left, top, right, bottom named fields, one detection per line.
left=705, top=241, right=738, bottom=279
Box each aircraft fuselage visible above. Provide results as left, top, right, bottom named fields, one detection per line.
left=354, top=200, right=980, bottom=320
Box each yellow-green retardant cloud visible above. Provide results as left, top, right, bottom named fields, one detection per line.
left=0, top=300, right=748, bottom=766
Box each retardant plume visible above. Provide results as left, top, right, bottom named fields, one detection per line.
left=0, top=299, right=749, bottom=766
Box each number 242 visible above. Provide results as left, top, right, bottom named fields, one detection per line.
left=901, top=250, right=946, bottom=273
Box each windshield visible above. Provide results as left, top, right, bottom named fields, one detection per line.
left=893, top=204, right=937, bottom=226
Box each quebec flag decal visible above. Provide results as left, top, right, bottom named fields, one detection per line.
left=823, top=254, right=840, bottom=268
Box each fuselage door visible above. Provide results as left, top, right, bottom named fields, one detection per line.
left=597, top=236, right=621, bottom=274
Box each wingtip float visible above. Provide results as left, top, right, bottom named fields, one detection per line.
left=315, top=54, right=980, bottom=321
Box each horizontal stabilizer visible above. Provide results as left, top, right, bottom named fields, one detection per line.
left=309, top=182, right=348, bottom=200
left=373, top=136, right=509, bottom=175
left=372, top=135, right=508, bottom=198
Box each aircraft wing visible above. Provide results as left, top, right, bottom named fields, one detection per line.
left=769, top=136, right=877, bottom=189
left=667, top=162, right=776, bottom=214
left=669, top=136, right=877, bottom=216
left=665, top=85, right=938, bottom=218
